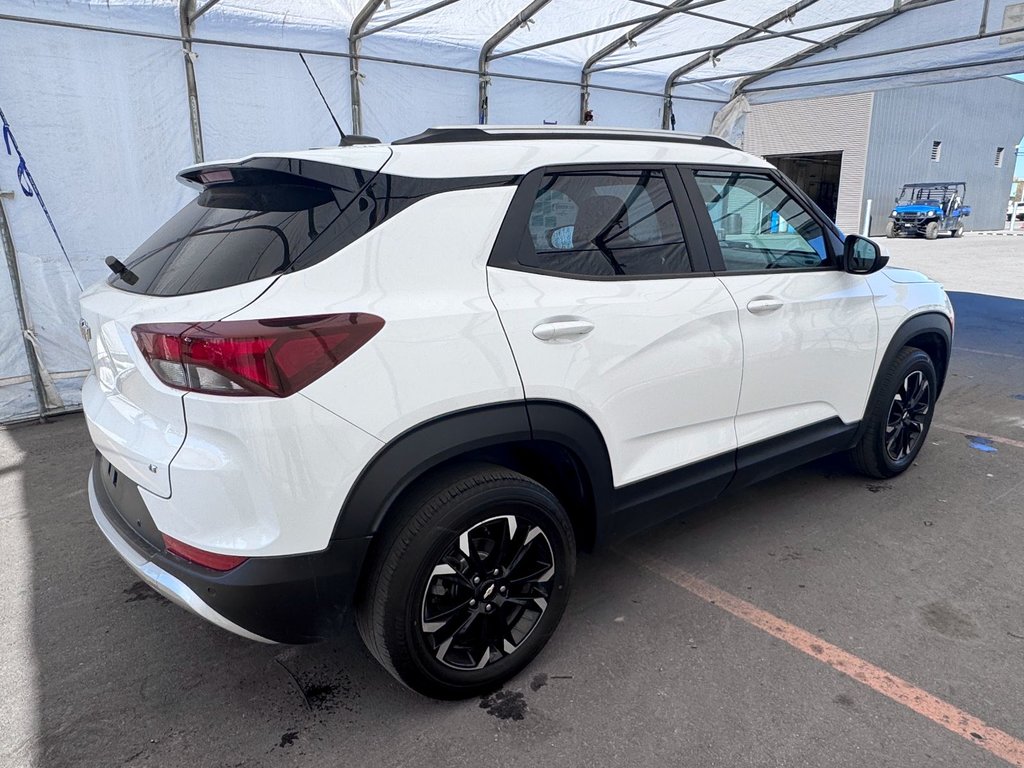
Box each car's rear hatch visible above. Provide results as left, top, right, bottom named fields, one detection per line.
left=80, top=146, right=392, bottom=498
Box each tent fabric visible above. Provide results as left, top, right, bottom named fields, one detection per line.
left=1, top=0, right=1022, bottom=421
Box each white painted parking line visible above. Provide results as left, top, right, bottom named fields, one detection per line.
left=956, top=348, right=1024, bottom=361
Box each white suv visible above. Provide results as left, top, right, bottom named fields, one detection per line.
left=81, top=126, right=953, bottom=699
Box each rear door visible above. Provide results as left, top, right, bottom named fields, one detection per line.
left=682, top=166, right=878, bottom=448
left=81, top=150, right=392, bottom=497
left=487, top=164, right=742, bottom=491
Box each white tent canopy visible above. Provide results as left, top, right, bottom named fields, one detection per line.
left=1, top=0, right=1022, bottom=421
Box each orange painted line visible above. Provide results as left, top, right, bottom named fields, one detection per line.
left=934, top=423, right=1024, bottom=450
left=623, top=550, right=1024, bottom=768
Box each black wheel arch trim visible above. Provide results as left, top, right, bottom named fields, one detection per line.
left=876, top=312, right=952, bottom=393
left=856, top=311, right=952, bottom=441
left=331, top=400, right=617, bottom=544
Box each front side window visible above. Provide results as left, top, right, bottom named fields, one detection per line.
left=693, top=170, right=831, bottom=272
left=519, top=169, right=691, bottom=277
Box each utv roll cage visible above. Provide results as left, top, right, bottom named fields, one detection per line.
left=895, top=181, right=967, bottom=212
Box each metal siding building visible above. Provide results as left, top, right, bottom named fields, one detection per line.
left=743, top=77, right=1024, bottom=236
left=863, top=77, right=1024, bottom=235
left=745, top=93, right=875, bottom=234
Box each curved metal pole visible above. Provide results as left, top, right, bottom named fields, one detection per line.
left=660, top=0, right=820, bottom=129
left=733, top=0, right=947, bottom=96
left=492, top=0, right=727, bottom=61
left=478, top=0, right=553, bottom=124
left=579, top=0, right=699, bottom=125
left=349, top=0, right=387, bottom=134
left=358, top=0, right=463, bottom=39
left=179, top=0, right=206, bottom=162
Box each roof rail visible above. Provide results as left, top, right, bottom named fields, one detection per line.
left=393, top=125, right=736, bottom=149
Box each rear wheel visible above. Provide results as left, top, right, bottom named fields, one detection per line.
left=924, top=221, right=939, bottom=240
left=849, top=347, right=937, bottom=478
left=885, top=221, right=897, bottom=238
left=952, top=224, right=964, bottom=238
left=356, top=464, right=575, bottom=699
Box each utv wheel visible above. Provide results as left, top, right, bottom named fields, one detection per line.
left=924, top=221, right=939, bottom=240
left=952, top=224, right=964, bottom=238
left=849, top=347, right=937, bottom=479
left=356, top=463, right=576, bottom=699
left=885, top=221, right=897, bottom=238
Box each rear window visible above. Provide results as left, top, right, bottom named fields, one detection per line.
left=112, top=166, right=378, bottom=296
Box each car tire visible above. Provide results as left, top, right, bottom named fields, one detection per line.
left=925, top=221, right=939, bottom=240
left=885, top=221, right=897, bottom=238
left=355, top=463, right=576, bottom=699
left=849, top=347, right=937, bottom=479
left=952, top=225, right=964, bottom=238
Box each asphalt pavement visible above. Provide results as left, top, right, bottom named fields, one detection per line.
left=1, top=235, right=1022, bottom=768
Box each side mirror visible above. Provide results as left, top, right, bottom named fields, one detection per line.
left=844, top=234, right=888, bottom=274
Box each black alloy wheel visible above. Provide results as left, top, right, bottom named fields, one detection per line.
left=356, top=464, right=575, bottom=699
left=849, top=347, right=938, bottom=478
left=883, top=369, right=931, bottom=463
left=420, top=514, right=555, bottom=670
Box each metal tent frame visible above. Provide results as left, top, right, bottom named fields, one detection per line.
left=0, top=0, right=1013, bottom=158
left=170, top=0, right=1018, bottom=152
left=0, top=0, right=1020, bottom=422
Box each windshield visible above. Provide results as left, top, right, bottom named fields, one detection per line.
left=897, top=187, right=956, bottom=206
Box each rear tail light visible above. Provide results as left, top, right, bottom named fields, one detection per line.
left=132, top=313, right=384, bottom=397
left=163, top=534, right=248, bottom=571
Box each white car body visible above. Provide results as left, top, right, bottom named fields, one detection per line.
left=81, top=126, right=954, bottom=647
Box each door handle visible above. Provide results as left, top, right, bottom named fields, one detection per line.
left=532, top=320, right=595, bottom=341
left=746, top=298, right=784, bottom=315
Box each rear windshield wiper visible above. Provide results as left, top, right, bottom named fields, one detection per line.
left=105, top=256, right=139, bottom=286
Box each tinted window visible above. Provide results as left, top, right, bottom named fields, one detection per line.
left=693, top=171, right=831, bottom=271
left=113, top=167, right=377, bottom=296
left=112, top=166, right=520, bottom=297
left=518, top=169, right=691, bottom=277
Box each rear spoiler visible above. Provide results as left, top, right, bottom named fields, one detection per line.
left=177, top=154, right=391, bottom=191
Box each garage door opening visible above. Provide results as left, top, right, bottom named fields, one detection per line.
left=765, top=153, right=843, bottom=222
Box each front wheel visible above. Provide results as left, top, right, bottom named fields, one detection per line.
left=925, top=221, right=939, bottom=240
left=849, top=347, right=937, bottom=478
left=356, top=464, right=576, bottom=699
left=885, top=221, right=897, bottom=238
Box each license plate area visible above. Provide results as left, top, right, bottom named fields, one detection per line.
left=97, top=453, right=165, bottom=552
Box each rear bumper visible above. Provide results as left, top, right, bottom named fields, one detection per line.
left=88, top=454, right=372, bottom=644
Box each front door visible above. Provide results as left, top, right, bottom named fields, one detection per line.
left=685, top=166, right=878, bottom=448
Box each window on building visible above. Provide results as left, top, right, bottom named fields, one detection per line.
left=995, top=147, right=1005, bottom=168
left=930, top=141, right=942, bottom=162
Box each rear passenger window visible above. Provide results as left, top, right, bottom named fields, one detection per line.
left=519, top=169, right=691, bottom=277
